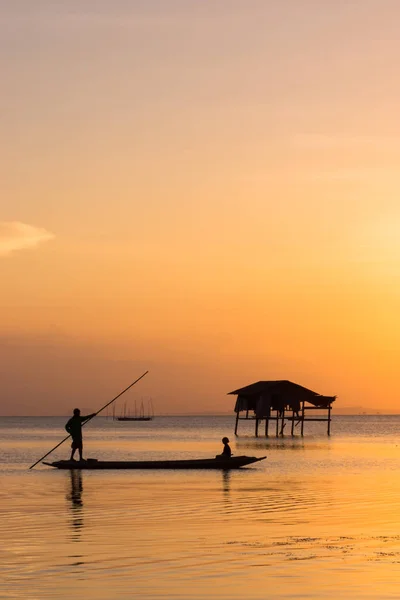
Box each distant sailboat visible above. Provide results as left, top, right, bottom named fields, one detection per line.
left=116, top=398, right=154, bottom=421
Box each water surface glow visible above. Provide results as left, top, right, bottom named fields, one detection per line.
left=2, top=415, right=400, bottom=598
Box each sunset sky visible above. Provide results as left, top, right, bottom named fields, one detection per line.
left=2, top=1, right=400, bottom=415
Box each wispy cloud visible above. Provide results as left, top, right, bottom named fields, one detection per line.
left=0, top=221, right=55, bottom=256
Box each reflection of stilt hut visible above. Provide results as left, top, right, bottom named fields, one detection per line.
left=228, top=380, right=336, bottom=437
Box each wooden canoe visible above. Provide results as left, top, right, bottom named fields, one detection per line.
left=43, top=455, right=266, bottom=470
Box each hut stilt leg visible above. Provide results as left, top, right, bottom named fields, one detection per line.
left=280, top=408, right=285, bottom=435
left=255, top=418, right=259, bottom=437
left=265, top=417, right=269, bottom=437
left=328, top=404, right=331, bottom=436
left=301, top=401, right=305, bottom=437
left=234, top=411, right=239, bottom=435
left=275, top=411, right=279, bottom=437
left=291, top=410, right=295, bottom=436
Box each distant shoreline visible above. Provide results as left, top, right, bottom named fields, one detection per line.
left=2, top=412, right=400, bottom=418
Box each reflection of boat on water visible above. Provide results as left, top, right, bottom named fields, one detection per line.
left=45, top=455, right=266, bottom=470
left=115, top=398, right=154, bottom=422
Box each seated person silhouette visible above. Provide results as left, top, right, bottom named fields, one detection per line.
left=216, top=436, right=232, bottom=459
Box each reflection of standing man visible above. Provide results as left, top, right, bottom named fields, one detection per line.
left=67, top=470, right=84, bottom=541
left=65, top=408, right=96, bottom=461
left=69, top=469, right=83, bottom=506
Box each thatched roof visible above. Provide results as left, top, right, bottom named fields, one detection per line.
left=228, top=380, right=336, bottom=408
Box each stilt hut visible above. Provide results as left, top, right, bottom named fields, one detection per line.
left=228, top=380, right=336, bottom=437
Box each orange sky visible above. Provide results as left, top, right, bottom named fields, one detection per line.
left=2, top=1, right=400, bottom=415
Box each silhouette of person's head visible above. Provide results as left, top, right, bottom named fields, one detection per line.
left=73, top=408, right=81, bottom=416
left=222, top=437, right=229, bottom=444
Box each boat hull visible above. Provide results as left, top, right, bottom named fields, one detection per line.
left=43, top=456, right=266, bottom=470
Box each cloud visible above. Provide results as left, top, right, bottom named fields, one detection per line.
left=0, top=221, right=55, bottom=256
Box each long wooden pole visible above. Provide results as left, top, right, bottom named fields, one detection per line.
left=29, top=371, right=149, bottom=469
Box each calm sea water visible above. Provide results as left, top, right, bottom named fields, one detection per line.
left=2, top=415, right=400, bottom=599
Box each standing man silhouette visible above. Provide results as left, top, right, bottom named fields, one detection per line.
left=65, top=408, right=96, bottom=461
